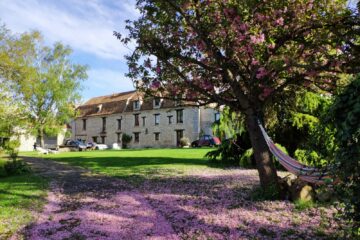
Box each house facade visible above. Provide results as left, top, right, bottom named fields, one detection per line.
left=0, top=127, right=68, bottom=152
left=73, top=90, right=219, bottom=148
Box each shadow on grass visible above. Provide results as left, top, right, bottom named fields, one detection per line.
left=0, top=174, right=48, bottom=208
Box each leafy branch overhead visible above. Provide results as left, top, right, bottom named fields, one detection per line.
left=117, top=0, right=359, bottom=112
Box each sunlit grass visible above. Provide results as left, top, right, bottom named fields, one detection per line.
left=23, top=148, right=214, bottom=178
left=0, top=158, right=48, bottom=239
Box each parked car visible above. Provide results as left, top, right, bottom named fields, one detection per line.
left=86, top=142, right=97, bottom=150
left=63, top=140, right=87, bottom=151
left=95, top=144, right=108, bottom=150
left=191, top=135, right=221, bottom=147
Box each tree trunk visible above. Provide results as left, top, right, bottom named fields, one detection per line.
left=39, top=128, right=45, bottom=148
left=245, top=113, right=279, bottom=193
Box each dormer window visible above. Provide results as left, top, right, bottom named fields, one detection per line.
left=153, top=97, right=161, bottom=108
left=175, top=95, right=182, bottom=107
left=97, top=104, right=103, bottom=113
left=134, top=100, right=140, bottom=110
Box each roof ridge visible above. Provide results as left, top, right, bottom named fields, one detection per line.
left=82, top=90, right=137, bottom=106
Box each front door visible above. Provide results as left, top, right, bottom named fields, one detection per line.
left=176, top=130, right=183, bottom=147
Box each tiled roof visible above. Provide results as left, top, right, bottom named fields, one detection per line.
left=77, top=91, right=180, bottom=118
left=82, top=90, right=137, bottom=106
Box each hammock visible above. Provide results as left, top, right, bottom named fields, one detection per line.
left=258, top=122, right=332, bottom=184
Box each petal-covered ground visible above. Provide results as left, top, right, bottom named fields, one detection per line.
left=23, top=158, right=340, bottom=240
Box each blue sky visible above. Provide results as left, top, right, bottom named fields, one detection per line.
left=0, top=0, right=138, bottom=102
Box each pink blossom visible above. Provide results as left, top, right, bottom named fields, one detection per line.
left=251, top=59, right=259, bottom=66
left=262, top=87, right=274, bottom=98
left=255, top=13, right=266, bottom=21
left=239, top=23, right=248, bottom=32
left=156, top=65, right=161, bottom=74
left=267, top=43, right=275, bottom=49
left=150, top=80, right=161, bottom=90
left=274, top=17, right=284, bottom=26
left=246, top=45, right=254, bottom=55
left=250, top=33, right=265, bottom=44
left=256, top=67, right=268, bottom=79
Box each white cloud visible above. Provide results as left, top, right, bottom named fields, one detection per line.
left=83, top=68, right=134, bottom=101
left=0, top=0, right=138, bottom=60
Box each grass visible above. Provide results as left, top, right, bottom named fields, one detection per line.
left=0, top=158, right=48, bottom=239
left=23, top=148, right=215, bottom=178
left=294, top=199, right=315, bottom=211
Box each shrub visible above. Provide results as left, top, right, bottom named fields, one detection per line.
left=294, top=149, right=328, bottom=167
left=4, top=160, right=30, bottom=175
left=327, top=75, right=360, bottom=237
left=179, top=137, right=190, bottom=147
left=4, top=139, right=20, bottom=161
left=239, top=148, right=255, bottom=168
left=2, top=139, right=30, bottom=176
left=206, top=133, right=253, bottom=167
left=206, top=139, right=242, bottom=165
left=121, top=133, right=132, bottom=149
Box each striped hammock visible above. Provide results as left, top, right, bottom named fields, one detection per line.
left=258, top=122, right=332, bottom=184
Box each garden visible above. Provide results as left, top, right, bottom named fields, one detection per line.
left=0, top=0, right=359, bottom=239
left=0, top=149, right=351, bottom=239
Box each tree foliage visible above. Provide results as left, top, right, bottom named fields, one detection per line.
left=328, top=75, right=360, bottom=236
left=118, top=0, right=359, bottom=191
left=212, top=106, right=245, bottom=140
left=0, top=24, right=87, bottom=146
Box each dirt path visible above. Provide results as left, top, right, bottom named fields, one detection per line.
left=23, top=157, right=178, bottom=240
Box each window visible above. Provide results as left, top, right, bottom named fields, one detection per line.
left=154, top=132, right=160, bottom=141
left=82, top=119, right=86, bottom=131
left=117, top=118, right=122, bottom=130
left=168, top=115, right=173, bottom=124
left=215, top=113, right=220, bottom=122
left=101, top=136, right=106, bottom=144
left=153, top=98, right=161, bottom=108
left=154, top=114, right=160, bottom=125
left=134, top=132, right=140, bottom=143
left=176, top=109, right=183, bottom=123
left=116, top=133, right=121, bottom=143
left=134, top=100, right=140, bottom=110
left=142, top=116, right=146, bottom=126
left=134, top=114, right=139, bottom=126
left=102, top=117, right=106, bottom=132
left=92, top=136, right=98, bottom=143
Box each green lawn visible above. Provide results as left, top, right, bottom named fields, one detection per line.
left=0, top=158, right=48, bottom=239
left=24, top=148, right=214, bottom=178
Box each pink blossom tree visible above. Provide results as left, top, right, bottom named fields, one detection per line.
left=116, top=0, right=359, bottom=193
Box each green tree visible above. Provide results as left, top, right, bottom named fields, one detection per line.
left=0, top=24, right=39, bottom=138
left=117, top=0, right=359, bottom=192
left=212, top=107, right=245, bottom=140
left=0, top=24, right=87, bottom=147
left=328, top=75, right=360, bottom=237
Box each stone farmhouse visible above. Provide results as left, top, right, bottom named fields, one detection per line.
left=73, top=90, right=220, bottom=148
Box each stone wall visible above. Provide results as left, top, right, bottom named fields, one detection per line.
left=73, top=106, right=217, bottom=148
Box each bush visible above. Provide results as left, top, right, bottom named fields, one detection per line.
left=179, top=137, right=190, bottom=147
left=206, top=133, right=253, bottom=166
left=4, top=139, right=20, bottom=161
left=327, top=75, right=360, bottom=237
left=239, top=148, right=255, bottom=168
left=294, top=149, right=327, bottom=167
left=121, top=133, right=132, bottom=149
left=4, top=160, right=30, bottom=175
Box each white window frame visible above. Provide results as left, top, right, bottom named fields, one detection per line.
left=133, top=100, right=140, bottom=110
left=153, top=98, right=161, bottom=108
